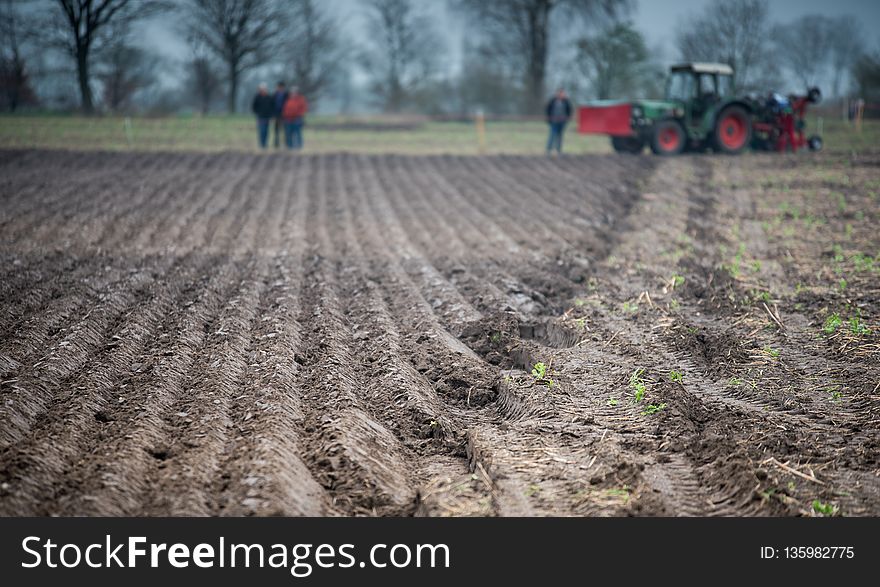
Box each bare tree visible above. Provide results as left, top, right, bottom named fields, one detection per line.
left=456, top=0, right=628, bottom=114
left=361, top=0, right=443, bottom=113
left=0, top=0, right=38, bottom=111
left=280, top=0, right=344, bottom=106
left=675, top=0, right=771, bottom=91
left=577, top=21, right=651, bottom=100
left=180, top=0, right=281, bottom=113
left=96, top=33, right=157, bottom=112
left=771, top=15, right=830, bottom=89
left=188, top=55, right=220, bottom=115
left=852, top=50, right=880, bottom=101
left=458, top=38, right=522, bottom=115
left=46, top=0, right=165, bottom=113
left=827, top=15, right=864, bottom=98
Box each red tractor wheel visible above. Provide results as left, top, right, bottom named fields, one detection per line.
left=650, top=120, right=686, bottom=156
left=713, top=106, right=752, bottom=154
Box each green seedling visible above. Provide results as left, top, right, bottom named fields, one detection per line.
left=669, top=299, right=680, bottom=311
left=751, top=260, right=762, bottom=273
left=490, top=332, right=502, bottom=343
left=812, top=500, right=836, bottom=516
left=532, top=362, right=547, bottom=379
left=574, top=317, right=587, bottom=330
left=849, top=314, right=870, bottom=335
left=726, top=243, right=747, bottom=278
left=670, top=274, right=685, bottom=288
left=763, top=346, right=780, bottom=359
left=827, top=386, right=843, bottom=402
left=823, top=313, right=842, bottom=335
left=852, top=253, right=876, bottom=273
left=606, top=486, right=630, bottom=502
left=729, top=377, right=743, bottom=386
left=629, top=368, right=648, bottom=403
left=669, top=370, right=684, bottom=383
left=531, top=362, right=554, bottom=388
left=622, top=301, right=638, bottom=314
left=642, top=403, right=667, bottom=415
left=607, top=397, right=619, bottom=407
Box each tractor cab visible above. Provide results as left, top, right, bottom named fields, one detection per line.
left=578, top=61, right=756, bottom=156
left=666, top=63, right=735, bottom=124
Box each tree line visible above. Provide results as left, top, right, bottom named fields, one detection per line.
left=1, top=0, right=878, bottom=115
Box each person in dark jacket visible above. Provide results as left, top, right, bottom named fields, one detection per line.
left=251, top=82, right=275, bottom=149
left=545, top=88, right=572, bottom=154
left=272, top=81, right=288, bottom=148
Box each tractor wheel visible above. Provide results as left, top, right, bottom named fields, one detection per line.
left=713, top=106, right=752, bottom=154
left=650, top=120, right=686, bottom=156
left=808, top=135, right=823, bottom=151
left=611, top=135, right=644, bottom=154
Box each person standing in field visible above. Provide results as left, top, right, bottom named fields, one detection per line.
left=272, top=81, right=288, bottom=148
left=281, top=87, right=309, bottom=150
left=545, top=88, right=572, bottom=155
left=251, top=82, right=275, bottom=149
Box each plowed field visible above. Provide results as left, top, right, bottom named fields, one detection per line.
left=1, top=149, right=878, bottom=516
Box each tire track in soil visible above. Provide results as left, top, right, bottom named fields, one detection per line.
left=430, top=157, right=724, bottom=516
left=582, top=156, right=873, bottom=515
left=674, top=159, right=876, bottom=441
left=362, top=155, right=649, bottom=516
left=559, top=158, right=790, bottom=516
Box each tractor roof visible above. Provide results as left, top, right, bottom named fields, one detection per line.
left=671, top=62, right=734, bottom=75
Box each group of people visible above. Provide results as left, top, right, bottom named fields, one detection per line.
left=252, top=82, right=309, bottom=150
left=252, top=82, right=573, bottom=154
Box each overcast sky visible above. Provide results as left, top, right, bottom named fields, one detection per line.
left=139, top=0, right=880, bottom=94
left=144, top=0, right=880, bottom=63
left=636, top=0, right=880, bottom=60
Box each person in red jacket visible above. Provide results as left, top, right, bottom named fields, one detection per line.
left=281, top=87, right=309, bottom=150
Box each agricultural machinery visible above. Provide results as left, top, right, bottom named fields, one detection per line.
left=577, top=62, right=823, bottom=155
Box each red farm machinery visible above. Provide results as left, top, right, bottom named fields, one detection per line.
left=577, top=62, right=823, bottom=155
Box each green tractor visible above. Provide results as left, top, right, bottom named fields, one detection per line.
left=577, top=63, right=753, bottom=155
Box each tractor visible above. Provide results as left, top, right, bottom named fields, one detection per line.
left=577, top=62, right=822, bottom=155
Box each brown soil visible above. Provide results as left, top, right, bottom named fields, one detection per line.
left=1, top=148, right=877, bottom=516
